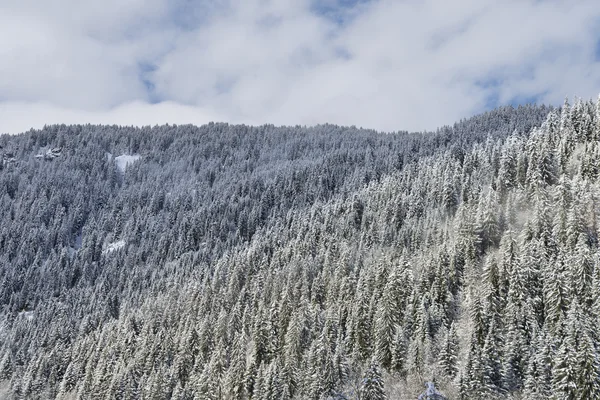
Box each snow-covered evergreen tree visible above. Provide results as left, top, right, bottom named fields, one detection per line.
left=359, top=362, right=387, bottom=400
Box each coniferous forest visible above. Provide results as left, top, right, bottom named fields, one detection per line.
left=1, top=98, right=600, bottom=399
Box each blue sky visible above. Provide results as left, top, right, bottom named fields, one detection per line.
left=1, top=0, right=599, bottom=134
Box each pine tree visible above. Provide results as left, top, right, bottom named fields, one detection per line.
left=481, top=319, right=503, bottom=395
left=475, top=191, right=500, bottom=253
left=470, top=293, right=486, bottom=348
left=594, top=94, right=600, bottom=140
left=0, top=350, right=12, bottom=381
left=438, top=324, right=458, bottom=379
left=374, top=272, right=403, bottom=369
left=390, top=326, right=407, bottom=376
left=333, top=335, right=350, bottom=386
left=576, top=329, right=600, bottom=399
left=351, top=281, right=373, bottom=362
left=359, top=362, right=386, bottom=400
left=305, top=328, right=336, bottom=399
left=497, top=138, right=519, bottom=195
left=570, top=233, right=593, bottom=304
left=501, top=308, right=526, bottom=393
left=523, top=328, right=552, bottom=399
left=592, top=259, right=600, bottom=331
left=550, top=301, right=600, bottom=399
left=223, top=335, right=247, bottom=400
left=543, top=254, right=568, bottom=334
left=441, top=172, right=458, bottom=214
left=464, top=333, right=486, bottom=398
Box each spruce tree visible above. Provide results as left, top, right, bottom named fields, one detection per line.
left=359, top=362, right=386, bottom=400
left=438, top=324, right=458, bottom=379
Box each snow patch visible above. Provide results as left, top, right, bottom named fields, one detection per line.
left=74, top=232, right=83, bottom=250
left=35, top=147, right=62, bottom=160
left=18, top=311, right=34, bottom=321
left=66, top=233, right=83, bottom=259
left=103, top=240, right=125, bottom=254
left=67, top=247, right=76, bottom=259
left=114, top=154, right=140, bottom=173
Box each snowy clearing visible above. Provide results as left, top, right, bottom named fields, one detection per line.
left=18, top=311, right=34, bottom=321
left=114, top=154, right=140, bottom=172
left=103, top=240, right=126, bottom=254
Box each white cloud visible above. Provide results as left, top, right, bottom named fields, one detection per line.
left=0, top=101, right=226, bottom=134
left=1, top=0, right=599, bottom=134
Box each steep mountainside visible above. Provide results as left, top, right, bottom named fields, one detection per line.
left=3, top=101, right=600, bottom=399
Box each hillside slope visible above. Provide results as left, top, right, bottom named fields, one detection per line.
left=3, top=101, right=599, bottom=399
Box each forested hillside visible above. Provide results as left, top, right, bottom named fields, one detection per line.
left=2, top=99, right=599, bottom=399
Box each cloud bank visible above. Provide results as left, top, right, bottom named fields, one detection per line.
left=1, top=0, right=599, bottom=134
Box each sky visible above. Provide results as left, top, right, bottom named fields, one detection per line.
left=1, top=0, right=600, bottom=134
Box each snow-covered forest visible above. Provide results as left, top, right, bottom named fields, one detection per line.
left=1, top=99, right=599, bottom=399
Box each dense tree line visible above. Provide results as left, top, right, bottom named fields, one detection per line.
left=2, top=100, right=598, bottom=399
